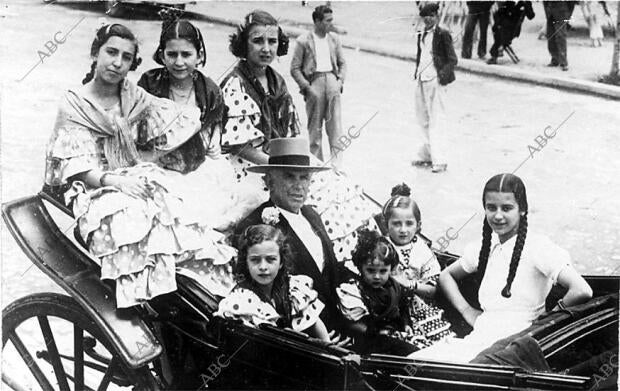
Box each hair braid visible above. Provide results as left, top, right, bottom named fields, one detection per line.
left=82, top=61, right=97, bottom=85
left=477, top=218, right=492, bottom=280
left=501, top=214, right=528, bottom=298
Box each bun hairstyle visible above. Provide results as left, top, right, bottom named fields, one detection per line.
left=229, top=10, right=290, bottom=59
left=381, top=183, right=422, bottom=233
left=352, top=229, right=399, bottom=271
left=82, top=24, right=142, bottom=85
left=477, top=173, right=528, bottom=298
left=153, top=9, right=206, bottom=67
left=235, top=224, right=291, bottom=283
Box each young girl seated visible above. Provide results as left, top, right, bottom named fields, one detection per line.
left=383, top=184, right=453, bottom=347
left=215, top=225, right=331, bottom=341
left=336, top=229, right=418, bottom=355
left=410, top=173, right=593, bottom=362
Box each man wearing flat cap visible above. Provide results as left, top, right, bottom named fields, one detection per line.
left=412, top=2, right=457, bottom=173
left=234, top=138, right=344, bottom=329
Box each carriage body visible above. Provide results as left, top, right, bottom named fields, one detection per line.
left=2, top=192, right=618, bottom=390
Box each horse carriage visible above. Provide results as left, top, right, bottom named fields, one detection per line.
left=2, top=186, right=618, bottom=390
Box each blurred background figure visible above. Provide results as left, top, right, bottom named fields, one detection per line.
left=291, top=5, right=347, bottom=169
left=461, top=1, right=494, bottom=59
left=580, top=1, right=606, bottom=47
left=543, top=1, right=576, bottom=71
left=486, top=1, right=535, bottom=65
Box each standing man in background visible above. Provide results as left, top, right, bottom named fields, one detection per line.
left=291, top=5, right=347, bottom=169
left=461, top=1, right=494, bottom=59
left=412, top=2, right=457, bottom=173
left=543, top=1, right=575, bottom=71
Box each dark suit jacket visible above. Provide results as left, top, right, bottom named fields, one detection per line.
left=234, top=200, right=342, bottom=328
left=415, top=26, right=458, bottom=86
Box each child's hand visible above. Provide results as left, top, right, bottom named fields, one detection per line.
left=404, top=325, right=414, bottom=336
left=327, top=330, right=353, bottom=348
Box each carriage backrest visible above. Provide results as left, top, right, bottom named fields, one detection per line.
left=1, top=193, right=162, bottom=368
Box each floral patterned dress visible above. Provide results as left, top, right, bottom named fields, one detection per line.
left=45, top=80, right=236, bottom=308
left=220, top=61, right=380, bottom=261
left=389, top=236, right=454, bottom=347
left=215, top=275, right=324, bottom=332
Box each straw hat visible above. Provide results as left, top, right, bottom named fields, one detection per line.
left=246, top=138, right=331, bottom=174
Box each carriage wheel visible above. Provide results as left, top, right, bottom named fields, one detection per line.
left=2, top=293, right=161, bottom=391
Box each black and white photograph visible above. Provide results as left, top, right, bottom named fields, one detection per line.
left=1, top=0, right=619, bottom=389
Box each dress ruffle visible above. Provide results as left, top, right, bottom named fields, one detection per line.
left=46, top=126, right=102, bottom=184
left=143, top=100, right=202, bottom=153
left=336, top=281, right=369, bottom=322
left=215, top=275, right=324, bottom=332
left=70, top=162, right=237, bottom=308
left=221, top=76, right=264, bottom=148
left=288, top=275, right=325, bottom=331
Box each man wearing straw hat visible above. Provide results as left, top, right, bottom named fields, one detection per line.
left=234, top=138, right=344, bottom=329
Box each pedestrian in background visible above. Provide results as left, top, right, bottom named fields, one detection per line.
left=461, top=1, right=494, bottom=59
left=543, top=1, right=576, bottom=71
left=486, top=1, right=535, bottom=65
left=290, top=5, right=347, bottom=169
left=412, top=2, right=457, bottom=173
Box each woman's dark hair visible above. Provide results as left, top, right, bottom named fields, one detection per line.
left=477, top=173, right=528, bottom=298
left=235, top=224, right=291, bottom=284
left=381, top=183, right=422, bottom=234
left=82, top=24, right=142, bottom=85
left=229, top=10, right=289, bottom=59
left=153, top=11, right=206, bottom=67
left=352, top=229, right=399, bottom=271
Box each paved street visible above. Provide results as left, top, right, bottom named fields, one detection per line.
left=1, top=1, right=619, bottom=310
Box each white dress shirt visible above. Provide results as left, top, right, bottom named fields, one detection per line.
left=279, top=207, right=325, bottom=272
left=312, top=32, right=333, bottom=73
left=417, top=28, right=436, bottom=82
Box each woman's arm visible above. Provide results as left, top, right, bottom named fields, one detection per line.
left=553, top=267, right=593, bottom=310
left=439, top=262, right=482, bottom=326
left=414, top=282, right=436, bottom=298
left=228, top=143, right=269, bottom=165
left=308, top=318, right=331, bottom=342
left=75, top=170, right=152, bottom=200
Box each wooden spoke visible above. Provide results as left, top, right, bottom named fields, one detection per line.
left=74, top=324, right=84, bottom=391
left=96, top=359, right=118, bottom=391
left=7, top=331, right=54, bottom=391
left=37, top=316, right=70, bottom=391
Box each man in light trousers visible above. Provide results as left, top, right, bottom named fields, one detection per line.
left=291, top=5, right=347, bottom=169
left=413, top=3, right=457, bottom=173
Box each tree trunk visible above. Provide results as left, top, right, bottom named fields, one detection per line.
left=610, top=1, right=620, bottom=76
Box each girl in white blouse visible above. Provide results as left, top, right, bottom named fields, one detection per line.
left=411, top=173, right=592, bottom=362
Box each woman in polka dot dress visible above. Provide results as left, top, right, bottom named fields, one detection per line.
left=220, top=10, right=300, bottom=192
left=220, top=10, right=380, bottom=262
left=216, top=225, right=332, bottom=341
left=44, top=24, right=237, bottom=308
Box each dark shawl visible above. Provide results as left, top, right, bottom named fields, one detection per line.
left=220, top=60, right=299, bottom=145
left=138, top=68, right=225, bottom=173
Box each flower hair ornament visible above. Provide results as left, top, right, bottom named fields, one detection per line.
left=261, top=207, right=281, bottom=225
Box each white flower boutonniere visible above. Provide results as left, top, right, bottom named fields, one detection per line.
left=261, top=207, right=281, bottom=225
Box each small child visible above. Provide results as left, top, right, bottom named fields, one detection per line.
left=215, top=225, right=331, bottom=341
left=336, top=229, right=419, bottom=355
left=382, top=183, right=453, bottom=347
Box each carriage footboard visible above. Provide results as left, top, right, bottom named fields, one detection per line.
left=1, top=195, right=162, bottom=369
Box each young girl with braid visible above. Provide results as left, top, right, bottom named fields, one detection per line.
left=410, top=173, right=592, bottom=362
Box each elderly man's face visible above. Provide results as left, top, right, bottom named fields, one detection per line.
left=265, top=169, right=312, bottom=213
